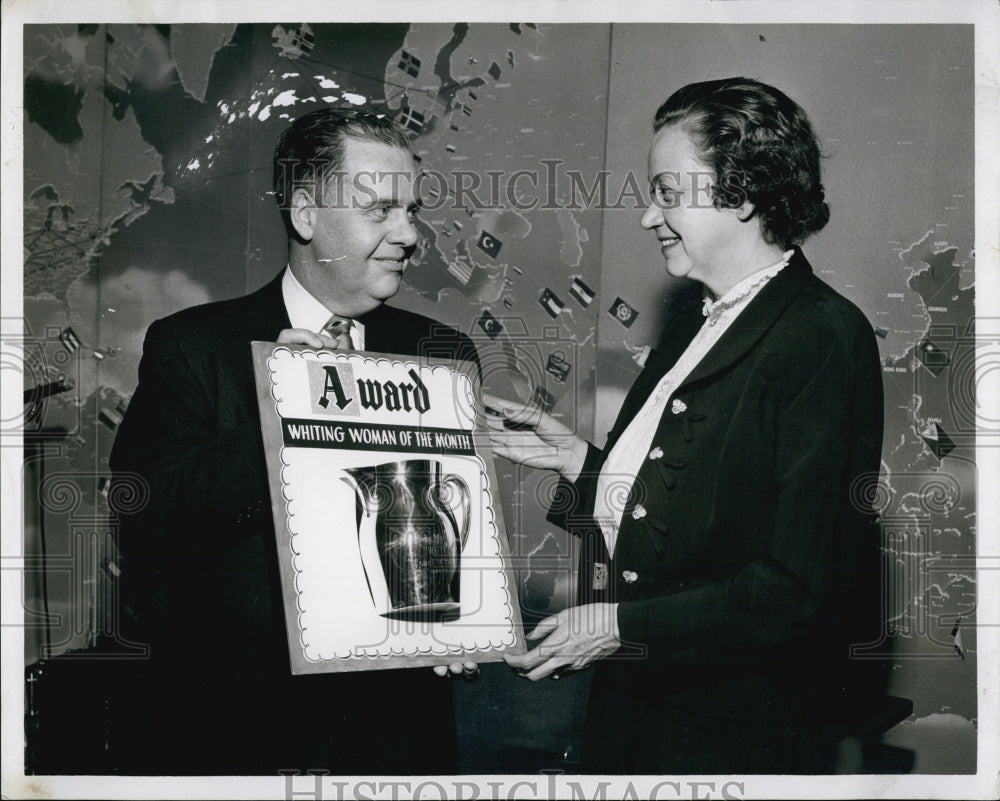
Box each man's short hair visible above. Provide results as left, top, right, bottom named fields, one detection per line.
left=272, top=107, right=411, bottom=233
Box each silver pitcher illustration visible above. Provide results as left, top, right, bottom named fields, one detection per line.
left=343, top=459, right=471, bottom=620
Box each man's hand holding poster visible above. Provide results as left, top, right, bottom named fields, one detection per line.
left=253, top=342, right=525, bottom=673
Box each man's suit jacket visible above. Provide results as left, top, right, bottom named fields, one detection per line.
left=109, top=271, right=478, bottom=775
left=550, top=248, right=886, bottom=773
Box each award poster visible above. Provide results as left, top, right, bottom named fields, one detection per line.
left=252, top=342, right=525, bottom=674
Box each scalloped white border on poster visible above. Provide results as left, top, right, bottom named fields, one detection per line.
left=252, top=342, right=525, bottom=673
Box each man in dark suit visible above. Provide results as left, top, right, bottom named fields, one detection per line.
left=109, top=108, right=477, bottom=775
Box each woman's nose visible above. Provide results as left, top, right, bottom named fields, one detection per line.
left=640, top=202, right=663, bottom=230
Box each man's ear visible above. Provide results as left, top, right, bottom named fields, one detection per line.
left=289, top=187, right=317, bottom=241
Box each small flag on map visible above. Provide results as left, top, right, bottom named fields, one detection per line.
left=476, top=230, right=502, bottom=259
left=546, top=352, right=571, bottom=383
left=918, top=422, right=956, bottom=460
left=59, top=327, right=82, bottom=353
left=292, top=25, right=315, bottom=55
left=399, top=108, right=425, bottom=134
left=98, top=406, right=123, bottom=431
left=476, top=310, right=504, bottom=339
left=530, top=385, right=556, bottom=413
left=398, top=51, right=421, bottom=78
left=951, top=617, right=965, bottom=660
left=569, top=276, right=595, bottom=307
left=272, top=24, right=314, bottom=59
left=447, top=261, right=473, bottom=285
left=608, top=297, right=638, bottom=329
left=918, top=339, right=950, bottom=376
left=539, top=289, right=564, bottom=319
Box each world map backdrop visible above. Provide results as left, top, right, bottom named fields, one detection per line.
left=19, top=22, right=977, bottom=769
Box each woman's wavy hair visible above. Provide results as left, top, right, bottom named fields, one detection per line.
left=653, top=78, right=829, bottom=249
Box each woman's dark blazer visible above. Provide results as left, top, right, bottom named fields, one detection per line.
left=551, top=248, right=885, bottom=773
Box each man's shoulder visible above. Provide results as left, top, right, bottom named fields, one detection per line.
left=367, top=303, right=460, bottom=332
left=148, top=280, right=280, bottom=339
left=365, top=303, right=478, bottom=365
left=151, top=295, right=248, bottom=332
left=366, top=303, right=471, bottom=343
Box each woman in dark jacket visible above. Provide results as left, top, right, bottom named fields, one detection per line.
left=487, top=77, right=884, bottom=774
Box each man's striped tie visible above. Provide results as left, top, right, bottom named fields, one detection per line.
left=322, top=315, right=353, bottom=350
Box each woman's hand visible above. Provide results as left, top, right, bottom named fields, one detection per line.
left=503, top=603, right=621, bottom=681
left=482, top=392, right=589, bottom=482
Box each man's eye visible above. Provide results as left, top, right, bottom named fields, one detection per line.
left=368, top=205, right=391, bottom=220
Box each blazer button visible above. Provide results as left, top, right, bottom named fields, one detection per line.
left=631, top=504, right=647, bottom=520
left=622, top=570, right=638, bottom=584
left=671, top=398, right=687, bottom=414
